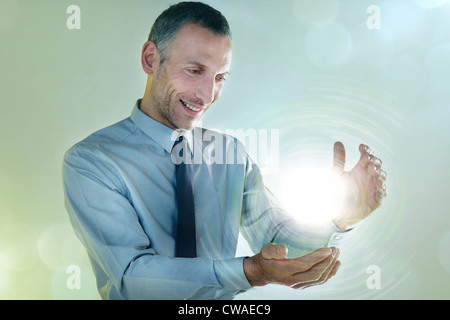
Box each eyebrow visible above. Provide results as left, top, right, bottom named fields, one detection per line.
left=186, top=60, right=231, bottom=76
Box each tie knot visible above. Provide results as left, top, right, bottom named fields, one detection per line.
left=172, top=135, right=191, bottom=164
left=173, top=135, right=184, bottom=148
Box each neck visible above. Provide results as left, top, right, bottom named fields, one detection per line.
left=140, top=74, right=155, bottom=118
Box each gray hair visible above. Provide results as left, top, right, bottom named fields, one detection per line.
left=148, top=2, right=232, bottom=65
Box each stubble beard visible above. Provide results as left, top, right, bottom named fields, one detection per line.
left=151, top=68, right=199, bottom=131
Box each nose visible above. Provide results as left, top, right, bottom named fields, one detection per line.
left=195, top=76, right=217, bottom=106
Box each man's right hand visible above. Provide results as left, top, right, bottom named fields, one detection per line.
left=243, top=243, right=340, bottom=289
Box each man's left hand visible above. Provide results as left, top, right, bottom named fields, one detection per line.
left=332, top=141, right=387, bottom=230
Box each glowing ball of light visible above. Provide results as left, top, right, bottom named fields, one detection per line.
left=278, top=166, right=348, bottom=226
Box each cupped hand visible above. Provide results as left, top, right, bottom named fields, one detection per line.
left=244, top=243, right=340, bottom=289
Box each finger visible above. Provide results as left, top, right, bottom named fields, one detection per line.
left=329, top=260, right=341, bottom=278
left=293, top=247, right=337, bottom=279
left=358, top=144, right=385, bottom=168
left=310, top=260, right=341, bottom=289
left=320, top=247, right=340, bottom=280
left=359, top=144, right=372, bottom=155
left=266, top=247, right=333, bottom=283
left=368, top=164, right=387, bottom=181
left=291, top=262, right=340, bottom=290
left=356, top=145, right=373, bottom=169
left=374, top=176, right=385, bottom=189
left=291, top=248, right=340, bottom=289
left=261, top=243, right=288, bottom=260
left=306, top=247, right=339, bottom=280
left=370, top=154, right=383, bottom=167
left=290, top=251, right=339, bottom=289
left=379, top=168, right=387, bottom=180
left=333, top=141, right=346, bottom=173
left=291, top=247, right=332, bottom=273
left=375, top=186, right=388, bottom=205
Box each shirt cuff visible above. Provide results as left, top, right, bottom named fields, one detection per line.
left=213, top=257, right=252, bottom=294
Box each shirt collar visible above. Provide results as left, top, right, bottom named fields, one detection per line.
left=130, top=99, right=194, bottom=154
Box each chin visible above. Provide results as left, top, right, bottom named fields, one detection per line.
left=181, top=123, right=197, bottom=130
left=179, top=118, right=201, bottom=130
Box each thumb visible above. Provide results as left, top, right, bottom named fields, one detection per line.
left=261, top=243, right=288, bottom=260
left=333, top=141, right=346, bottom=174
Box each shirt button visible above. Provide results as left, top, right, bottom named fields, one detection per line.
left=334, top=235, right=342, bottom=240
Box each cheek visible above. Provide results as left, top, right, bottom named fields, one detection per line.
left=157, top=74, right=182, bottom=104
left=178, top=76, right=198, bottom=96
left=167, top=68, right=191, bottom=88
left=213, top=85, right=224, bottom=102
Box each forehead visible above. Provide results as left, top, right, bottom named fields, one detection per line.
left=167, top=23, right=232, bottom=70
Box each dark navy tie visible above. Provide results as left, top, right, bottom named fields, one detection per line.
left=173, top=136, right=197, bottom=258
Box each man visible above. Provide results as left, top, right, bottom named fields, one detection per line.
left=63, top=2, right=387, bottom=300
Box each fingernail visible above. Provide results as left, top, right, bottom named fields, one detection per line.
left=277, top=245, right=287, bottom=257
left=377, top=188, right=387, bottom=198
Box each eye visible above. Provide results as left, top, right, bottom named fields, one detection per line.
left=216, top=75, right=227, bottom=83
left=187, top=68, right=201, bottom=75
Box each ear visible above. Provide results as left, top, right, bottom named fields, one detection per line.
left=141, top=41, right=160, bottom=75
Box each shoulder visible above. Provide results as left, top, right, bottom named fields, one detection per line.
left=67, top=117, right=136, bottom=152
left=63, top=117, right=138, bottom=172
left=78, top=118, right=137, bottom=147
left=62, top=119, right=137, bottom=191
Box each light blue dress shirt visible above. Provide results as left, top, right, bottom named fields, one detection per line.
left=62, top=100, right=346, bottom=300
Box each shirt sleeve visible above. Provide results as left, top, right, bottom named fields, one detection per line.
left=239, top=153, right=351, bottom=259
left=62, top=146, right=251, bottom=300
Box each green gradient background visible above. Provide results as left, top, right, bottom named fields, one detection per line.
left=1, top=0, right=449, bottom=299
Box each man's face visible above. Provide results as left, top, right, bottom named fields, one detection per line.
left=150, top=23, right=232, bottom=130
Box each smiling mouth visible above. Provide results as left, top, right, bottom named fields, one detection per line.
left=180, top=99, right=202, bottom=112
